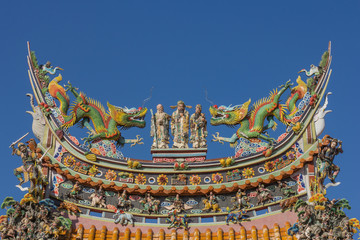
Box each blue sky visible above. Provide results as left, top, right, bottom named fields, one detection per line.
left=0, top=1, right=359, bottom=221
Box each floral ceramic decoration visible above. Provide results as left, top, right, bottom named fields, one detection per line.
left=286, top=150, right=296, bottom=160
left=242, top=167, right=255, bottom=179
left=88, top=165, right=99, bottom=177
left=157, top=174, right=168, bottom=185
left=212, top=173, right=223, bottom=184
left=63, top=155, right=76, bottom=168
left=264, top=161, right=276, bottom=172
left=105, top=169, right=117, bottom=181
left=189, top=175, right=201, bottom=185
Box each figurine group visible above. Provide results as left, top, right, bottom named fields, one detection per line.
left=64, top=179, right=297, bottom=222
left=231, top=182, right=296, bottom=212
left=113, top=191, right=134, bottom=227
left=151, top=101, right=207, bottom=149
left=289, top=196, right=355, bottom=240
left=9, top=137, right=299, bottom=229
left=0, top=197, right=71, bottom=240
left=68, top=183, right=109, bottom=209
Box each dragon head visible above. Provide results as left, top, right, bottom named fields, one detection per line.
left=209, top=99, right=251, bottom=126
left=107, top=103, right=147, bottom=128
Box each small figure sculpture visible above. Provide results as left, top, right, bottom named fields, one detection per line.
left=255, top=183, right=273, bottom=205
left=166, top=210, right=189, bottom=230
left=171, top=101, right=191, bottom=148
left=298, top=64, right=321, bottom=77
left=190, top=104, right=208, bottom=148
left=37, top=204, right=49, bottom=222
left=68, top=181, right=82, bottom=201
left=89, top=186, right=107, bottom=208
left=97, top=185, right=106, bottom=200
left=164, top=194, right=193, bottom=213
left=277, top=181, right=296, bottom=198
left=150, top=104, right=171, bottom=149
left=140, top=193, right=160, bottom=214
left=40, top=61, right=63, bottom=75
left=225, top=208, right=248, bottom=225
left=279, top=196, right=298, bottom=212
left=231, top=189, right=250, bottom=211
left=117, top=190, right=132, bottom=211
left=202, top=192, right=221, bottom=212
left=317, top=136, right=343, bottom=190
left=11, top=142, right=36, bottom=185
left=58, top=201, right=82, bottom=216
left=287, top=223, right=299, bottom=236
left=113, top=210, right=134, bottom=226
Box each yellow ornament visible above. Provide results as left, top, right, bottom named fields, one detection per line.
left=132, top=161, right=139, bottom=169
left=127, top=160, right=133, bottom=168
left=219, top=159, right=225, bottom=167
left=226, top=157, right=232, bottom=166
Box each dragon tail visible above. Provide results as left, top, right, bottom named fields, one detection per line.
left=61, top=113, right=77, bottom=130
left=276, top=104, right=292, bottom=126
left=61, top=101, right=78, bottom=130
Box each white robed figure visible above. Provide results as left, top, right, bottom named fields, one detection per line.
left=150, top=104, right=171, bottom=149
left=171, top=101, right=191, bottom=148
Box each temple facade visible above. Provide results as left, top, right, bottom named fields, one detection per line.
left=1, top=42, right=358, bottom=240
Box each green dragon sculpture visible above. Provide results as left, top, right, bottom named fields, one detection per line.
left=48, top=75, right=147, bottom=148
left=210, top=78, right=307, bottom=157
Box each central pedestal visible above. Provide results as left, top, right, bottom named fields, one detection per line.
left=150, top=148, right=207, bottom=163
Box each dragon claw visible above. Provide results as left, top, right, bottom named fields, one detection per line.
left=65, top=81, right=79, bottom=92
left=285, top=80, right=293, bottom=88
left=212, top=132, right=224, bottom=144
left=64, top=81, right=72, bottom=91
left=280, top=80, right=293, bottom=89
left=81, top=136, right=95, bottom=148
left=130, top=135, right=143, bottom=147
left=81, top=138, right=90, bottom=148
left=86, top=131, right=95, bottom=136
